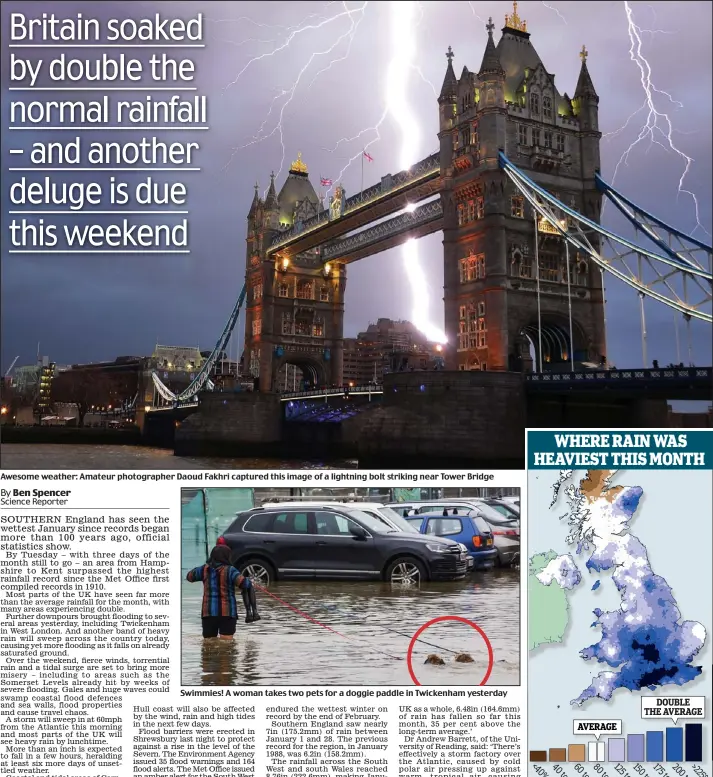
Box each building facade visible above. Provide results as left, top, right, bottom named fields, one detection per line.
left=152, top=345, right=203, bottom=372
left=439, top=4, right=605, bottom=371
left=11, top=357, right=59, bottom=411
left=343, top=319, right=444, bottom=385
left=243, top=154, right=345, bottom=392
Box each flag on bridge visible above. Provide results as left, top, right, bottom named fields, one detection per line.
left=363, top=150, right=374, bottom=162
left=320, top=177, right=333, bottom=186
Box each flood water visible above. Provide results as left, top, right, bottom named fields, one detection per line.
left=181, top=570, right=520, bottom=687
left=0, top=444, right=356, bottom=470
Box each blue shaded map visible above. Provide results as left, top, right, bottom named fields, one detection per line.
left=554, top=471, right=707, bottom=706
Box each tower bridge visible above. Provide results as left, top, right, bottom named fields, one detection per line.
left=238, top=2, right=682, bottom=393
left=147, top=3, right=711, bottom=464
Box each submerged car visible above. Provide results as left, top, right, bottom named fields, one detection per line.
left=220, top=504, right=471, bottom=585
left=407, top=510, right=498, bottom=570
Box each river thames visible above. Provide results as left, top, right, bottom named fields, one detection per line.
left=0, top=444, right=357, bottom=470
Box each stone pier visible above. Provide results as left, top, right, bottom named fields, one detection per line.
left=174, top=391, right=282, bottom=458
left=344, top=371, right=527, bottom=468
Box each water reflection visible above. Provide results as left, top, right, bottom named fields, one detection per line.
left=181, top=570, right=520, bottom=686
left=1, top=444, right=357, bottom=470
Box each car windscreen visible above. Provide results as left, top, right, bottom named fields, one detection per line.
left=486, top=503, right=517, bottom=518
left=470, top=501, right=519, bottom=524
left=343, top=509, right=395, bottom=533
left=377, top=506, right=421, bottom=533
left=470, top=515, right=493, bottom=535
left=488, top=501, right=520, bottom=518
left=424, top=517, right=462, bottom=536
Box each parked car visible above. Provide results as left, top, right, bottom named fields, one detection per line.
left=407, top=510, right=498, bottom=570
left=387, top=499, right=520, bottom=567
left=482, top=498, right=520, bottom=520
left=220, top=504, right=471, bottom=585
left=259, top=501, right=474, bottom=574
left=261, top=501, right=421, bottom=534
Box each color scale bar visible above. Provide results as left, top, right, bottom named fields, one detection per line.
left=530, top=725, right=704, bottom=766
left=628, top=734, right=645, bottom=762
left=608, top=738, right=625, bottom=762
left=685, top=723, right=703, bottom=762
left=666, top=727, right=683, bottom=762
left=647, top=731, right=664, bottom=761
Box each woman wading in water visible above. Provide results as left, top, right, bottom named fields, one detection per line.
left=186, top=545, right=260, bottom=639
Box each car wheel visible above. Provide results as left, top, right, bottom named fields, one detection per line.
left=386, top=557, right=427, bottom=585
left=238, top=558, right=274, bottom=587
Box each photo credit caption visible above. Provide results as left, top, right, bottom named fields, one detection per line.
left=7, top=12, right=208, bottom=255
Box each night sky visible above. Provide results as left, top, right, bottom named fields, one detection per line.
left=1, top=0, right=711, bottom=373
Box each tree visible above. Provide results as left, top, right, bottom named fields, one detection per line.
left=51, top=370, right=115, bottom=427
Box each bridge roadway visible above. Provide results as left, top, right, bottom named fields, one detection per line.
left=144, top=367, right=712, bottom=415
left=524, top=366, right=713, bottom=401
left=266, top=152, right=441, bottom=261
left=154, top=366, right=711, bottom=465
left=321, top=200, right=443, bottom=264
left=279, top=367, right=713, bottom=407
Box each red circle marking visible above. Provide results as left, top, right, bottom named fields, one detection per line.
left=406, top=615, right=494, bottom=686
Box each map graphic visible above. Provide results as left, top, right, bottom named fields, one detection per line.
left=530, top=469, right=707, bottom=706
left=529, top=551, right=582, bottom=651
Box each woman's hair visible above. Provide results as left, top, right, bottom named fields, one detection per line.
left=208, top=545, right=232, bottom=566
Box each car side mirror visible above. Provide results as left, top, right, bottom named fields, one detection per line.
left=350, top=525, right=368, bottom=540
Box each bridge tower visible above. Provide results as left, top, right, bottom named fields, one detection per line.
left=439, top=2, right=606, bottom=372
left=243, top=154, right=346, bottom=392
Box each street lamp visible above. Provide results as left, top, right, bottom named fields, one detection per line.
left=322, top=263, right=331, bottom=278
left=280, top=257, right=290, bottom=272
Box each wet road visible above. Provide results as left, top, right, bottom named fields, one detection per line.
left=0, top=444, right=356, bottom=469
left=181, top=570, right=520, bottom=686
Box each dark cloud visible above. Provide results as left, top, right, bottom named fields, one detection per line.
left=2, top=0, right=711, bottom=371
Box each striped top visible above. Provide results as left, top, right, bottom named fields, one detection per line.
left=186, top=563, right=242, bottom=618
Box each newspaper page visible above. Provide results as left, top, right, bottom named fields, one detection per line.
left=2, top=1, right=712, bottom=777
left=0, top=470, right=525, bottom=777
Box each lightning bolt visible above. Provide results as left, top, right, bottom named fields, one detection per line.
left=540, top=2, right=568, bottom=24
left=205, top=9, right=338, bottom=51
left=410, top=65, right=438, bottom=99
left=219, top=2, right=368, bottom=179
left=609, top=1, right=709, bottom=237
left=639, top=4, right=677, bottom=35
left=467, top=1, right=487, bottom=25
left=323, top=4, right=438, bottom=189
left=387, top=1, right=446, bottom=343
left=214, top=1, right=444, bottom=342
